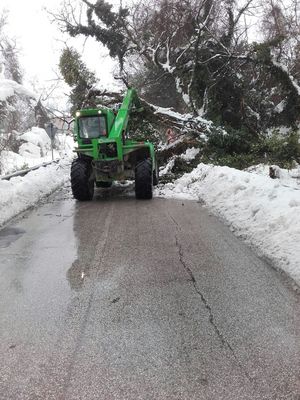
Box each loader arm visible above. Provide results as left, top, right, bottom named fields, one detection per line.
left=109, top=88, right=141, bottom=160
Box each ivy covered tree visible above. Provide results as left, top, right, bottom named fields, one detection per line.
left=59, top=47, right=97, bottom=113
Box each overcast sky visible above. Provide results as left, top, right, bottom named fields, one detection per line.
left=1, top=0, right=120, bottom=106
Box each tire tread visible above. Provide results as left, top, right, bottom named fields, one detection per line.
left=71, top=159, right=94, bottom=201
left=135, top=159, right=153, bottom=199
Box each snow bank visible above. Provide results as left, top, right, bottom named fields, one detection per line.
left=155, top=163, right=300, bottom=286
left=19, top=142, right=42, bottom=158
left=0, top=128, right=75, bottom=175
left=19, top=127, right=51, bottom=155
left=0, top=123, right=75, bottom=225
left=0, top=159, right=70, bottom=226
left=246, top=164, right=300, bottom=189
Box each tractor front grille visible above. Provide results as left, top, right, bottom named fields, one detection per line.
left=99, top=142, right=118, bottom=158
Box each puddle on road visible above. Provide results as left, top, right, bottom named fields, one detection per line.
left=0, top=227, right=25, bottom=248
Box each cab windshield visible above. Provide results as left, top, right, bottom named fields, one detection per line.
left=78, top=116, right=107, bottom=138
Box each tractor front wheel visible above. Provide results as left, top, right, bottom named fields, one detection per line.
left=135, top=159, right=153, bottom=199
left=71, top=158, right=94, bottom=201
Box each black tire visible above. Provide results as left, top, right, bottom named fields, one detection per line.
left=96, top=181, right=113, bottom=188
left=71, top=158, right=94, bottom=201
left=153, top=159, right=159, bottom=186
left=135, top=159, right=153, bottom=199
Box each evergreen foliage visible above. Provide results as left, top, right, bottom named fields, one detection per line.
left=59, top=47, right=97, bottom=113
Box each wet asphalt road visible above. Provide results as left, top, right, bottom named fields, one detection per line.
left=0, top=184, right=299, bottom=400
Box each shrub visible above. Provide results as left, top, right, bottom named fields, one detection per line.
left=252, top=131, right=300, bottom=169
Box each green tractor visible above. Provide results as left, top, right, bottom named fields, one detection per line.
left=71, top=88, right=159, bottom=200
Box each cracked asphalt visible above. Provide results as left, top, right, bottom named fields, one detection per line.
left=0, top=184, right=300, bottom=400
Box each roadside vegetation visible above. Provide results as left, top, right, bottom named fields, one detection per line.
left=53, top=0, right=300, bottom=174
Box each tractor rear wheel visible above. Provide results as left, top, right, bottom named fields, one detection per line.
left=71, top=158, right=94, bottom=201
left=135, top=159, right=153, bottom=199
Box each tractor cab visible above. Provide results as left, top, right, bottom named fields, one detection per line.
left=78, top=114, right=107, bottom=138
left=75, top=109, right=116, bottom=144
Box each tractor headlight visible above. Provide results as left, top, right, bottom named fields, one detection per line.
left=76, top=111, right=81, bottom=117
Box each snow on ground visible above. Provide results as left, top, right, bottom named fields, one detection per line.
left=246, top=163, right=300, bottom=189
left=0, top=127, right=74, bottom=175
left=0, top=158, right=71, bottom=226
left=0, top=125, right=75, bottom=226
left=19, top=127, right=51, bottom=154
left=155, top=163, right=300, bottom=286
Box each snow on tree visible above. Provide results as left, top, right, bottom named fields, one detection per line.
left=0, top=11, right=51, bottom=155
left=51, top=0, right=300, bottom=170
left=52, top=0, right=300, bottom=131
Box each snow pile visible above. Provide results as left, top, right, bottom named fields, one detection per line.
left=0, top=159, right=70, bottom=226
left=19, top=142, right=42, bottom=158
left=0, top=127, right=74, bottom=175
left=0, top=126, right=74, bottom=225
left=19, top=127, right=51, bottom=155
left=246, top=164, right=300, bottom=189
left=0, top=78, right=36, bottom=102
left=155, top=163, right=300, bottom=285
left=55, top=132, right=75, bottom=158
